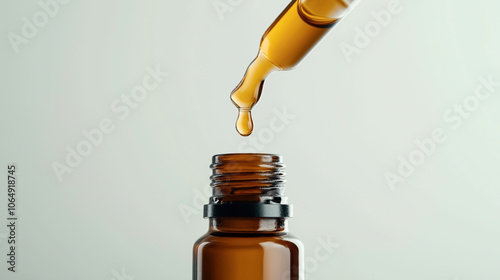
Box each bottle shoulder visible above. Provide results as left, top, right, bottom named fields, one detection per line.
left=194, top=231, right=303, bottom=251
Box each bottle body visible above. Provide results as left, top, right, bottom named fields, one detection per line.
left=193, top=218, right=304, bottom=280
left=193, top=154, right=303, bottom=280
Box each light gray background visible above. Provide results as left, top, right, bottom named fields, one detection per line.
left=1, top=0, right=500, bottom=279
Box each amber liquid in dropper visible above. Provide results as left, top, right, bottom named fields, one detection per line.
left=230, top=0, right=347, bottom=136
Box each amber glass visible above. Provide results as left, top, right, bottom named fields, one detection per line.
left=193, top=154, right=304, bottom=280
left=230, top=0, right=357, bottom=136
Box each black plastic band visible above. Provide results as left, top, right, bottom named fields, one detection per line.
left=203, top=204, right=292, bottom=218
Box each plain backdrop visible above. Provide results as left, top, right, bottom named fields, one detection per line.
left=1, top=0, right=500, bottom=279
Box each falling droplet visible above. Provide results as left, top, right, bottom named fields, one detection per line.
left=236, top=109, right=253, bottom=136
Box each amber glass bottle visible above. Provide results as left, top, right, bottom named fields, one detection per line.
left=193, top=154, right=303, bottom=280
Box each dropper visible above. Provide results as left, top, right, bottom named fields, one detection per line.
left=230, top=0, right=358, bottom=136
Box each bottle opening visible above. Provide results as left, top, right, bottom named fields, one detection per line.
left=203, top=153, right=292, bottom=218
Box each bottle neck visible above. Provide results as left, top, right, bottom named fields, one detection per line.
left=204, top=154, right=292, bottom=220
left=209, top=217, right=288, bottom=234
